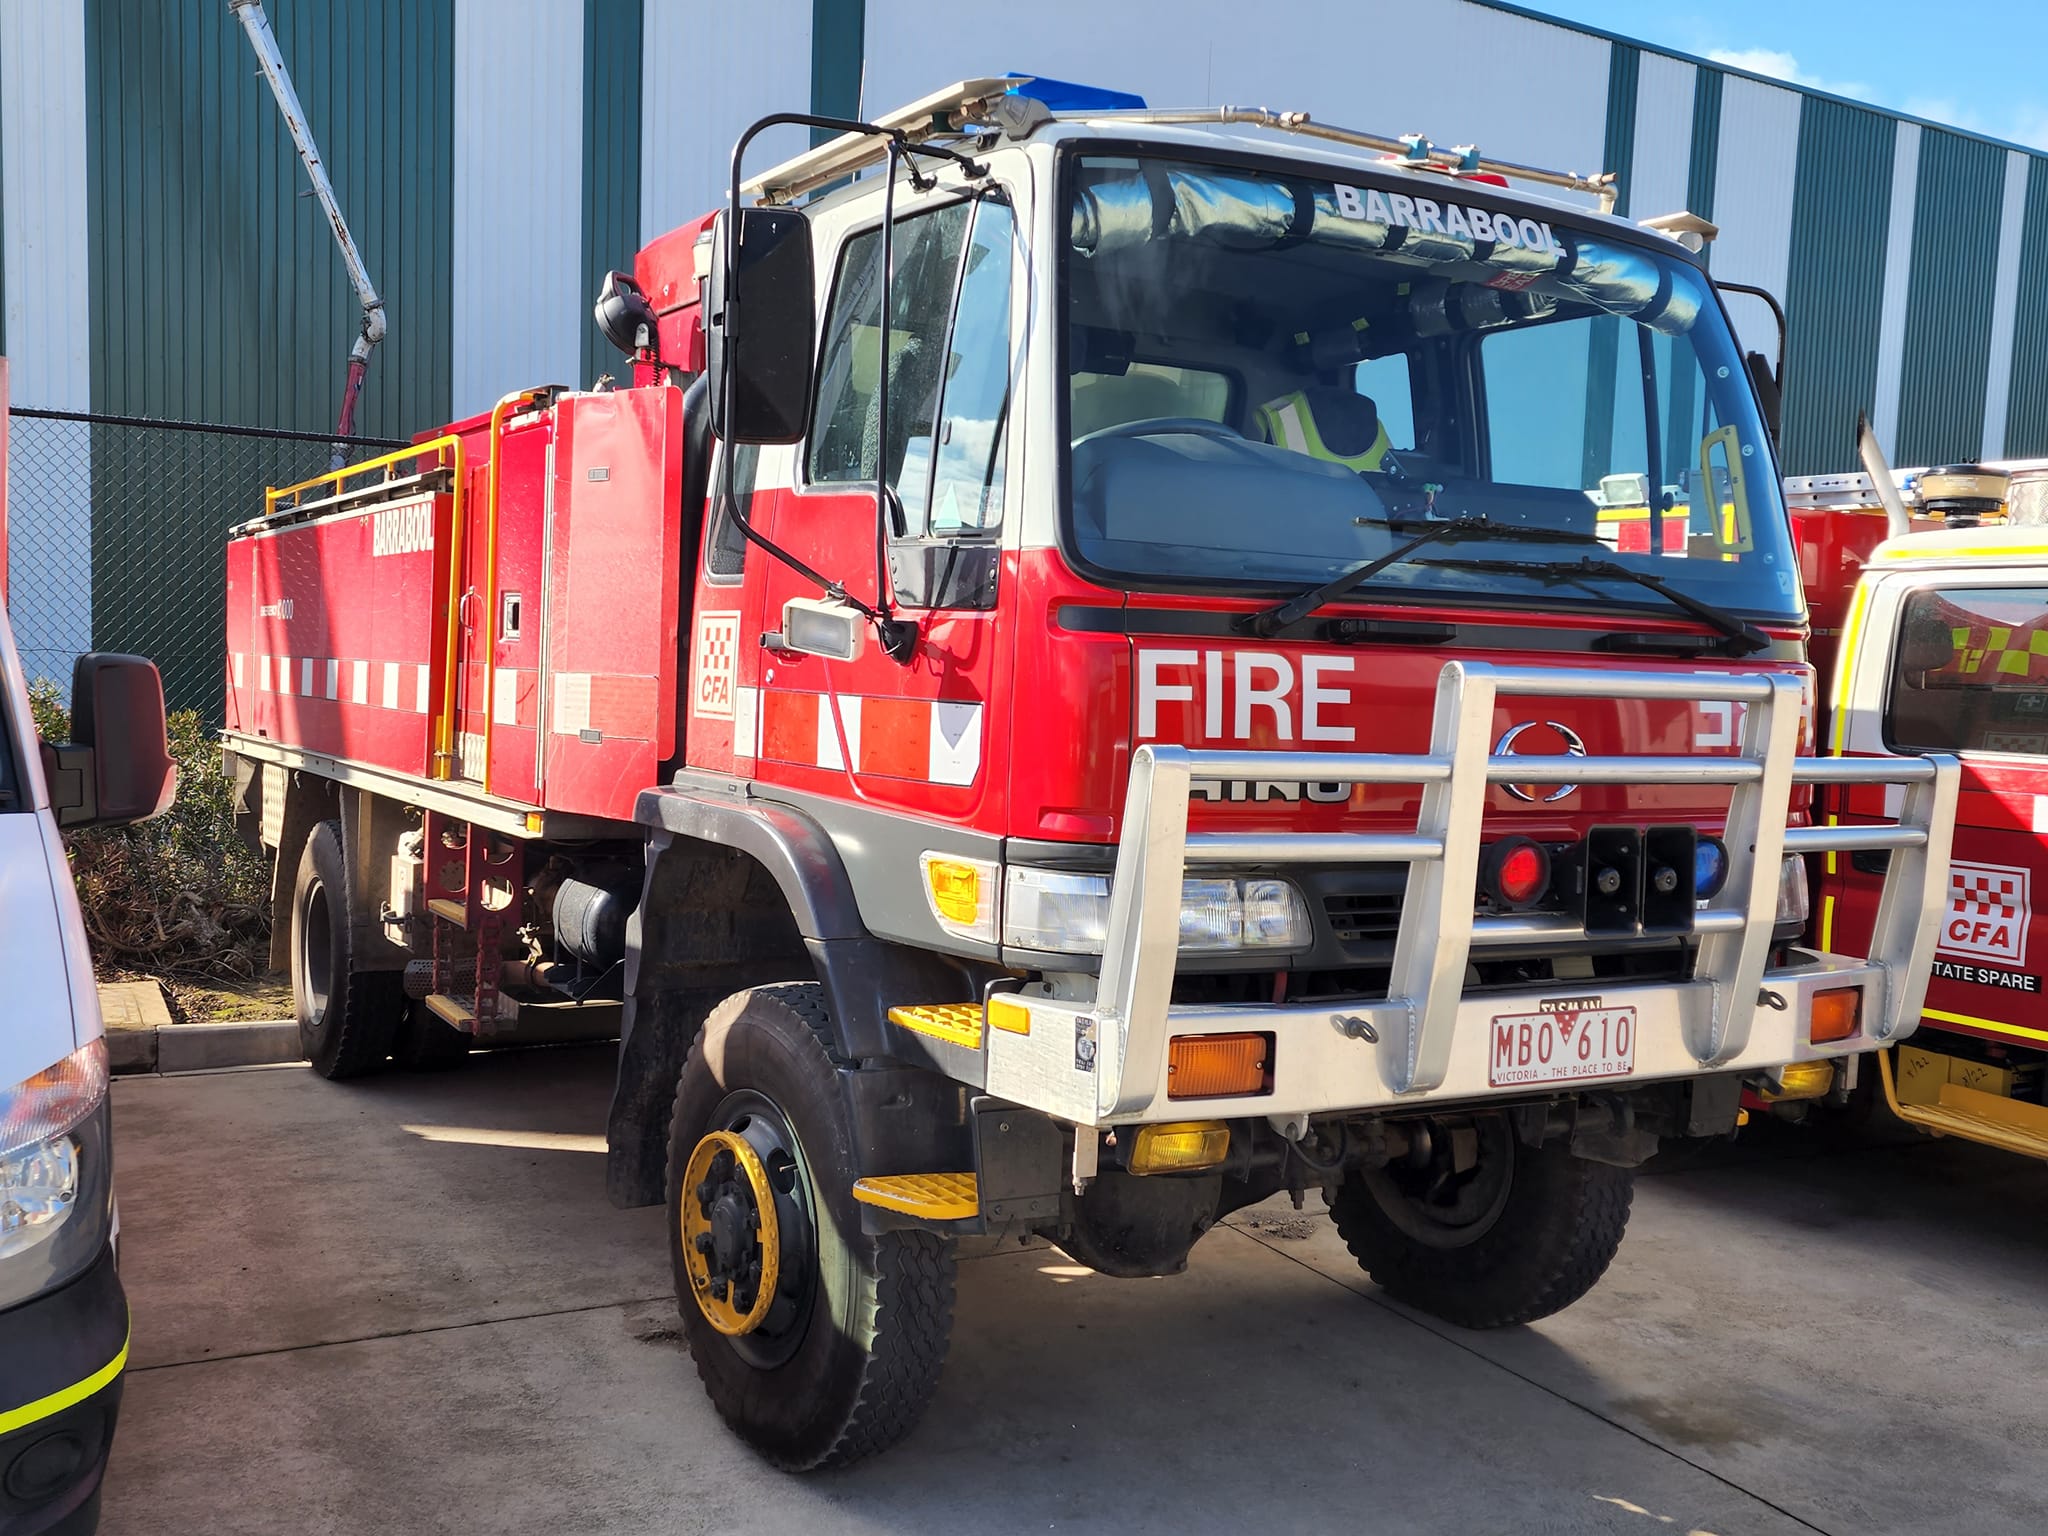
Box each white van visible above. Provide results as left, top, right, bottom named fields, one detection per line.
left=0, top=608, right=173, bottom=1536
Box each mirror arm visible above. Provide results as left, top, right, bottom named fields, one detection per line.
left=718, top=110, right=925, bottom=661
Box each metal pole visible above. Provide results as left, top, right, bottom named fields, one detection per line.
left=229, top=0, right=386, bottom=467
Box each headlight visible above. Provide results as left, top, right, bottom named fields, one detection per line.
left=1004, top=868, right=1312, bottom=955
left=2, top=1039, right=108, bottom=1267
left=1776, top=853, right=1811, bottom=928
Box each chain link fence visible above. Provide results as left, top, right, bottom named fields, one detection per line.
left=6, top=408, right=405, bottom=722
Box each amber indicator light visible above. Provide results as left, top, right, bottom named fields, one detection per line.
left=1167, top=1032, right=1274, bottom=1099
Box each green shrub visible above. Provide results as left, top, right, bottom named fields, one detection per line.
left=28, top=678, right=270, bottom=980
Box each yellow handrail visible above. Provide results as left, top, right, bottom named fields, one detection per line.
left=264, top=437, right=457, bottom=519
left=431, top=434, right=468, bottom=778
left=475, top=388, right=550, bottom=791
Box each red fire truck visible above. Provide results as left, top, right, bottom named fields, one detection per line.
left=222, top=78, right=1958, bottom=1468
left=1794, top=459, right=2048, bottom=1153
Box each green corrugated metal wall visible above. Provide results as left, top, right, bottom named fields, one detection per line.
left=811, top=0, right=866, bottom=133
left=1896, top=128, right=2006, bottom=465
left=2003, top=158, right=2048, bottom=456
left=582, top=0, right=643, bottom=383
left=84, top=0, right=453, bottom=435
left=81, top=0, right=453, bottom=716
left=1580, top=43, right=1637, bottom=486
left=1687, top=66, right=1722, bottom=229
left=1779, top=99, right=1894, bottom=476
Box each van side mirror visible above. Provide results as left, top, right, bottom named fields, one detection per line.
left=706, top=207, right=816, bottom=444
left=1744, top=350, right=1782, bottom=446
left=41, top=653, right=177, bottom=829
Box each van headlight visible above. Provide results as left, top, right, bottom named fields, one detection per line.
left=1004, top=868, right=1312, bottom=954
left=2, top=1039, right=109, bottom=1274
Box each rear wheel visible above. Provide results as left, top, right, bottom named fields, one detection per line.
left=1329, top=1113, right=1632, bottom=1328
left=291, top=820, right=404, bottom=1079
left=666, top=984, right=955, bottom=1469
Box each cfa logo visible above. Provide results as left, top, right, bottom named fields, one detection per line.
left=693, top=611, right=739, bottom=719
left=1940, top=861, right=2032, bottom=966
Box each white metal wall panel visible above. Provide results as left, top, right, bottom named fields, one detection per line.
left=860, top=0, right=1609, bottom=193
left=1869, top=122, right=1922, bottom=459
left=640, top=0, right=811, bottom=246
left=1981, top=149, right=2030, bottom=459
left=1, top=0, right=92, bottom=681
left=1710, top=74, right=1801, bottom=360
left=1628, top=52, right=1696, bottom=219
left=452, top=0, right=585, bottom=417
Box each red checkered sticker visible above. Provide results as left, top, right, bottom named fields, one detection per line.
left=692, top=611, right=740, bottom=719
left=1940, top=861, right=2031, bottom=966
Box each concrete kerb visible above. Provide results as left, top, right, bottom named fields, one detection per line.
left=99, top=979, right=303, bottom=1075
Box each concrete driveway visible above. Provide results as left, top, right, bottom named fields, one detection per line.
left=100, top=1048, right=2048, bottom=1535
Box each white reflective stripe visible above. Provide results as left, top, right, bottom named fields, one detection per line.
left=259, top=655, right=271, bottom=692
left=352, top=660, right=369, bottom=705
left=278, top=657, right=292, bottom=696
left=1273, top=400, right=1310, bottom=454
left=415, top=664, right=431, bottom=714
left=817, top=694, right=862, bottom=771
left=2035, top=795, right=2048, bottom=835
left=325, top=659, right=339, bottom=700
left=233, top=653, right=245, bottom=688
left=732, top=684, right=759, bottom=759
left=930, top=701, right=982, bottom=786
left=492, top=667, right=518, bottom=726
left=382, top=662, right=400, bottom=710
left=301, top=657, right=315, bottom=697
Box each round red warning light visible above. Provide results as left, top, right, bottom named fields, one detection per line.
left=1484, top=838, right=1551, bottom=910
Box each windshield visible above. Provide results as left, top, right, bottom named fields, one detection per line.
left=1062, top=152, right=1802, bottom=623
left=1888, top=585, right=2048, bottom=758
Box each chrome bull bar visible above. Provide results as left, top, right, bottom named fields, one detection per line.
left=1078, top=660, right=1958, bottom=1117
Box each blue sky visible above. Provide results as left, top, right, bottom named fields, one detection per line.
left=1530, top=1, right=2048, bottom=149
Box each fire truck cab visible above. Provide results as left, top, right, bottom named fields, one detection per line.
left=223, top=78, right=1960, bottom=1469
left=1798, top=463, right=2048, bottom=1155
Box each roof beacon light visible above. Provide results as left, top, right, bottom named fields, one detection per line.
left=1005, top=73, right=1146, bottom=112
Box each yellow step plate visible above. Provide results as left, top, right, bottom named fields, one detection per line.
left=887, top=1002, right=984, bottom=1050
left=1883, top=1051, right=2048, bottom=1160
left=851, top=1172, right=980, bottom=1220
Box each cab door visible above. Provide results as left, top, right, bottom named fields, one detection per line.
left=1827, top=574, right=2048, bottom=1042
left=745, top=190, right=1019, bottom=838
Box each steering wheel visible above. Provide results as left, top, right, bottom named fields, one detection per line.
left=1074, top=416, right=1245, bottom=446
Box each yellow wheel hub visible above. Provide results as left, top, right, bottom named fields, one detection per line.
left=680, top=1129, right=783, bottom=1336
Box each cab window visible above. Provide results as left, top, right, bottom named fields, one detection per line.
left=1886, top=586, right=2048, bottom=758
left=809, top=200, right=973, bottom=516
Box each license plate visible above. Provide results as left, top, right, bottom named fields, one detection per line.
left=1488, top=1007, right=1637, bottom=1087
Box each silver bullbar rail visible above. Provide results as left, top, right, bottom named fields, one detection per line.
left=989, top=661, right=1958, bottom=1128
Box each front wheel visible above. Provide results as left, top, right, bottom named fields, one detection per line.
left=666, top=984, right=956, bottom=1469
left=1328, top=1113, right=1633, bottom=1328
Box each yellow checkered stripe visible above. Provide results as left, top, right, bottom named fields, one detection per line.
left=1949, top=624, right=2048, bottom=679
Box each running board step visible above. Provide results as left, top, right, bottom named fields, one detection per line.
left=423, top=993, right=478, bottom=1033
left=851, top=1172, right=980, bottom=1220
left=1894, top=1081, right=2048, bottom=1159
left=426, top=896, right=469, bottom=928
left=886, top=1003, right=983, bottom=1050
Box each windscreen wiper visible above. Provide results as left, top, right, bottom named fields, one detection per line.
left=1413, top=554, right=1773, bottom=656
left=1236, top=516, right=1604, bottom=638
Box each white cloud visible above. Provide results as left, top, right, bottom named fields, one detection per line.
left=1708, top=44, right=2048, bottom=149
left=1706, top=47, right=1871, bottom=102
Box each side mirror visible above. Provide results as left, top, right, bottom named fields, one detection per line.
left=706, top=207, right=816, bottom=444
left=41, top=653, right=177, bottom=829
left=1744, top=350, right=1782, bottom=446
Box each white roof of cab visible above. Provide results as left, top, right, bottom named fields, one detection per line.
left=1871, top=525, right=2048, bottom=571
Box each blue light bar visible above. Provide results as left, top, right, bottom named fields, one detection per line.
left=1006, top=73, right=1146, bottom=112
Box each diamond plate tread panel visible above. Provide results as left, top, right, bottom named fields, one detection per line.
left=850, top=1172, right=981, bottom=1219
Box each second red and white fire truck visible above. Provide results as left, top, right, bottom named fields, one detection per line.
left=221, top=78, right=1958, bottom=1467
